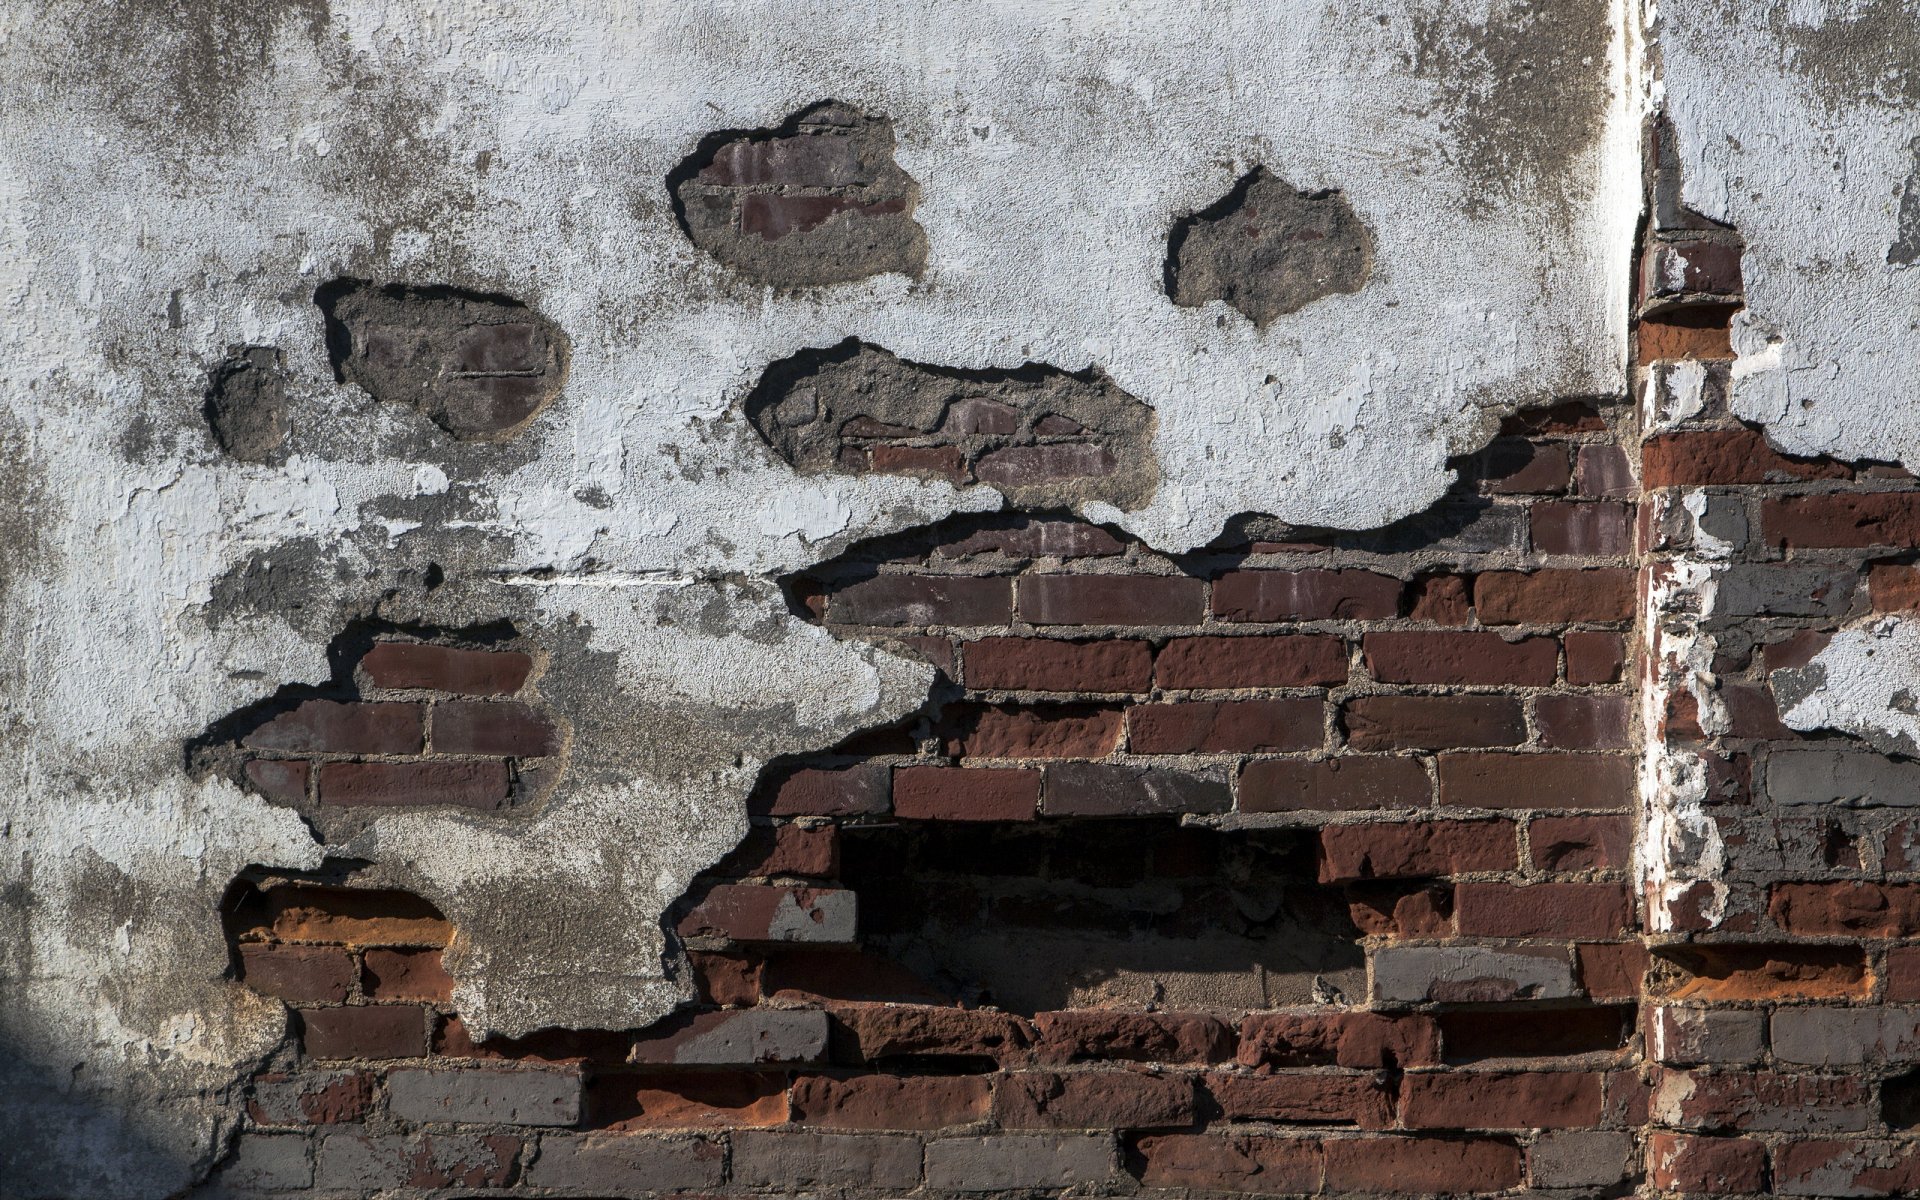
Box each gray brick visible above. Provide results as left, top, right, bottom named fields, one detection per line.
left=1337, top=500, right=1528, bottom=555
left=386, top=1067, right=580, bottom=1126
left=1650, top=1006, right=1765, bottom=1065
left=210, top=1134, right=313, bottom=1192
left=1527, top=1129, right=1636, bottom=1188
left=629, top=1009, right=829, bottom=1066
left=925, top=1134, right=1116, bottom=1190
left=1772, top=1007, right=1920, bottom=1067
left=1040, top=762, right=1230, bottom=817
left=1711, top=565, right=1855, bottom=619
left=1370, top=945, right=1577, bottom=1004
left=731, top=1131, right=922, bottom=1189
left=313, top=1133, right=520, bottom=1190
left=525, top=1133, right=724, bottom=1192
left=1767, top=750, right=1920, bottom=807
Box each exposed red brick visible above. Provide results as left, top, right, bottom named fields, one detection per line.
left=1534, top=694, right=1631, bottom=750
left=1647, top=1132, right=1768, bottom=1193
left=675, top=884, right=855, bottom=943
left=1658, top=944, right=1870, bottom=1001
left=1342, top=695, right=1524, bottom=751
left=1408, top=574, right=1472, bottom=623
left=690, top=952, right=763, bottom=1007
left=361, top=948, right=455, bottom=1002
left=831, top=575, right=1013, bottom=626
left=1769, top=881, right=1920, bottom=937
left=1637, top=310, right=1735, bottom=360
left=1400, top=1071, right=1604, bottom=1129
left=1454, top=882, right=1634, bottom=938
left=753, top=766, right=888, bottom=817
left=318, top=761, right=511, bottom=810
left=1318, top=820, right=1518, bottom=882
left=1564, top=631, right=1626, bottom=684
left=1530, top=815, right=1633, bottom=871
left=1473, top=569, right=1635, bottom=624
left=1436, top=753, right=1634, bottom=810
left=430, top=700, right=559, bottom=756
left=299, top=1005, right=428, bottom=1059
left=1870, top=561, right=1920, bottom=611
left=1764, top=493, right=1920, bottom=549
left=1322, top=1136, right=1522, bottom=1194
left=830, top=1004, right=1032, bottom=1065
left=962, top=637, right=1152, bottom=692
left=1362, top=632, right=1556, bottom=685
left=244, top=699, right=423, bottom=755
left=1482, top=439, right=1572, bottom=494
left=940, top=704, right=1122, bottom=759
left=1211, top=569, right=1401, bottom=621
left=434, top=1017, right=642, bottom=1065
left=360, top=641, right=533, bottom=695
left=1018, top=574, right=1205, bottom=626
left=1532, top=501, right=1634, bottom=555
left=1642, top=428, right=1849, bottom=487
left=1773, top=1139, right=1920, bottom=1198
left=1346, top=884, right=1456, bottom=938
left=247, top=1071, right=375, bottom=1126
left=1236, top=1013, right=1440, bottom=1070
left=762, top=952, right=953, bottom=1007
left=1239, top=756, right=1431, bottom=812
left=1155, top=635, right=1347, bottom=688
left=1504, top=401, right=1605, bottom=434
left=248, top=885, right=452, bottom=947
left=1440, top=1005, right=1630, bottom=1061
left=975, top=443, right=1116, bottom=486
left=893, top=766, right=1040, bottom=820
left=238, top=944, right=355, bottom=1003
left=789, top=1074, right=988, bottom=1129
left=1205, top=1073, right=1393, bottom=1127
left=1575, top=443, right=1636, bottom=497
left=1889, top=946, right=1920, bottom=1001
left=1032, top=1011, right=1231, bottom=1065
left=1654, top=1069, right=1868, bottom=1132
left=870, top=443, right=965, bottom=481
left=995, top=1071, right=1196, bottom=1129
left=717, top=823, right=839, bottom=879
left=1135, top=1134, right=1322, bottom=1193
left=1128, top=699, right=1322, bottom=754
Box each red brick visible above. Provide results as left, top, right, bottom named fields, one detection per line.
left=753, top=766, right=888, bottom=817
left=1135, top=1134, right=1322, bottom=1193
left=1576, top=942, right=1648, bottom=1001
left=588, top=1071, right=788, bottom=1130
left=1236, top=1013, right=1440, bottom=1070
left=1211, top=569, right=1401, bottom=621
left=717, top=823, right=839, bottom=878
left=1870, top=562, right=1920, bottom=611
left=1565, top=631, right=1626, bottom=684
left=1575, top=444, right=1636, bottom=497
left=994, top=1071, right=1196, bottom=1129
left=1342, top=695, right=1524, bottom=751
left=430, top=700, right=558, bottom=756
left=1156, top=635, right=1347, bottom=688
left=870, top=443, right=965, bottom=481
left=1638, top=310, right=1735, bottom=360
left=1775, top=1139, right=1920, bottom=1197
left=934, top=520, right=1124, bottom=560
left=1481, top=438, right=1572, bottom=494
left=360, top=642, right=533, bottom=695
left=244, top=885, right=452, bottom=947
left=1504, top=401, right=1605, bottom=434
left=1764, top=493, right=1920, bottom=549
left=298, top=1005, right=428, bottom=1059
left=1128, top=699, right=1322, bottom=754
left=1032, top=1011, right=1230, bottom=1065
left=1530, top=815, right=1633, bottom=871
left=434, top=1016, right=632, bottom=1064
left=740, top=193, right=896, bottom=239
left=361, top=948, right=454, bottom=1002
left=1206, top=1074, right=1392, bottom=1128
left=831, top=575, right=1012, bottom=626
left=690, top=952, right=763, bottom=1006
left=675, top=884, right=856, bottom=944
left=1400, top=1071, right=1604, bottom=1130
left=762, top=952, right=954, bottom=1006
left=1532, top=501, right=1634, bottom=555
left=1642, top=428, right=1849, bottom=487
left=940, top=705, right=1122, bottom=759
left=1535, top=694, right=1631, bottom=749
left=1346, top=884, right=1456, bottom=938
left=1019, top=575, right=1205, bottom=626
left=1454, top=882, right=1634, bottom=938
left=830, top=1004, right=1031, bottom=1064
left=1658, top=944, right=1868, bottom=1002
left=893, top=766, right=1039, bottom=820
left=1653, top=1069, right=1869, bottom=1132
left=239, top=944, right=355, bottom=1003
left=1318, top=820, right=1517, bottom=882
left=1239, top=756, right=1431, bottom=812
left=1769, top=881, right=1920, bottom=937
left=244, top=758, right=310, bottom=804
left=1409, top=574, right=1472, bottom=623
left=244, top=699, right=423, bottom=754
left=1322, top=1136, right=1522, bottom=1194
left=1889, top=947, right=1920, bottom=1001
left=789, top=1074, right=989, bottom=1129
left=1436, top=752, right=1634, bottom=809
left=318, top=761, right=510, bottom=809
left=1647, top=1133, right=1767, bottom=1193
left=1473, top=569, right=1635, bottom=624
left=962, top=637, right=1152, bottom=692
left=1362, top=632, right=1556, bottom=685
left=247, top=1071, right=375, bottom=1126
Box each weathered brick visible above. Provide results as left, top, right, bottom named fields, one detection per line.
left=1342, top=695, right=1524, bottom=751
left=248, top=1071, right=375, bottom=1127
left=1890, top=946, right=1920, bottom=1001
left=1535, top=693, right=1631, bottom=749
left=1400, top=1071, right=1604, bottom=1130
left=239, top=944, right=355, bottom=1003
left=934, top=520, right=1124, bottom=560
left=1408, top=573, right=1472, bottom=622
left=1347, top=884, right=1456, bottom=938
left=1565, top=630, right=1626, bottom=683
left=1134, top=1133, right=1321, bottom=1193
left=1474, top=569, right=1635, bottom=624
left=1767, top=750, right=1920, bottom=808
left=1363, top=632, right=1557, bottom=685
left=360, top=642, right=532, bottom=695
left=1155, top=634, right=1347, bottom=688
left=1370, top=945, right=1577, bottom=1004
left=525, top=1133, right=725, bottom=1191
left=318, top=760, right=510, bottom=809
left=1321, top=1136, right=1523, bottom=1194
left=872, top=443, right=966, bottom=480
left=1764, top=493, right=1920, bottom=549
left=1318, top=819, right=1517, bottom=882
left=1578, top=941, right=1649, bottom=1001
left=832, top=575, right=1012, bottom=626
left=213, top=1133, right=314, bottom=1191
left=1437, top=752, right=1634, bottom=809
left=1532, top=501, right=1634, bottom=555
left=1643, top=428, right=1849, bottom=487
left=387, top=1067, right=581, bottom=1126
left=717, top=822, right=838, bottom=879
left=1211, top=569, right=1401, bottom=621
left=1018, top=575, right=1204, bottom=626
left=244, top=699, right=423, bottom=755
left=975, top=443, right=1115, bottom=486
left=1774, top=1138, right=1920, bottom=1197
left=1479, top=438, right=1572, bottom=494
left=830, top=1004, right=1031, bottom=1065
left=995, top=1071, right=1196, bottom=1130
left=244, top=758, right=310, bottom=804
left=1239, top=756, right=1431, bottom=812
left=1205, top=1073, right=1393, bottom=1127
left=941, top=704, right=1122, bottom=759
left=1127, top=699, right=1322, bottom=753
left=676, top=884, right=858, bottom=943
left=1530, top=1129, right=1635, bottom=1189
left=893, top=766, right=1039, bottom=820
left=1870, top=561, right=1920, bottom=611
left=629, top=1009, right=829, bottom=1066
left=1770, top=1006, right=1920, bottom=1067
left=729, top=1130, right=922, bottom=1189
left=313, top=1132, right=520, bottom=1189
left=1530, top=814, right=1633, bottom=870
left=1032, top=1011, right=1230, bottom=1065
left=1770, top=881, right=1920, bottom=937
left=361, top=948, right=453, bottom=1002
left=1575, top=444, right=1636, bottom=498
left=249, top=884, right=451, bottom=946
left=586, top=1071, right=788, bottom=1129
left=1454, top=882, right=1634, bottom=938
left=1659, top=944, right=1869, bottom=1001
left=924, top=1134, right=1116, bottom=1190
left=690, top=952, right=762, bottom=1007
left=790, top=1073, right=990, bottom=1129
left=1652, top=1069, right=1870, bottom=1132
left=1647, top=1132, right=1767, bottom=1194
left=753, top=765, right=888, bottom=817
left=298, top=1005, right=428, bottom=1059
left=430, top=700, right=558, bottom=756
left=1236, top=1012, right=1439, bottom=1069
left=1041, top=762, right=1230, bottom=817
left=1648, top=1006, right=1765, bottom=1066
left=962, top=637, right=1152, bottom=692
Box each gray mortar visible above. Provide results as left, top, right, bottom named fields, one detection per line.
left=204, top=347, right=290, bottom=462
left=742, top=341, right=1158, bottom=511
left=1166, top=167, right=1374, bottom=328
left=672, top=101, right=928, bottom=287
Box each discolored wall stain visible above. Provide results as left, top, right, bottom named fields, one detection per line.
left=204, top=347, right=290, bottom=462
left=1165, top=167, right=1374, bottom=328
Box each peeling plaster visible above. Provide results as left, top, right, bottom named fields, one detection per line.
left=1776, top=616, right=1920, bottom=759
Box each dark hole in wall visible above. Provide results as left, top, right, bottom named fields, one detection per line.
left=1885, top=1068, right=1920, bottom=1130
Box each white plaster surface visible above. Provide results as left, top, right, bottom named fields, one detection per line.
left=0, top=0, right=1637, bottom=1193
left=1778, top=617, right=1920, bottom=758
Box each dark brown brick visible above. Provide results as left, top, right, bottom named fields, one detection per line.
left=791, top=1074, right=990, bottom=1130
left=244, top=758, right=310, bottom=804
left=1318, top=819, right=1517, bottom=882
left=962, top=637, right=1152, bottom=692
left=1018, top=575, right=1205, bottom=626
left=1211, top=569, right=1401, bottom=621
left=1237, top=1012, right=1440, bottom=1069
left=1135, top=1134, right=1321, bottom=1193
left=317, top=761, right=510, bottom=809
left=1128, top=699, right=1323, bottom=753
left=1535, top=694, right=1631, bottom=749
left=753, top=766, right=888, bottom=817
left=431, top=700, right=558, bottom=756
left=359, top=642, right=533, bottom=695
left=1642, top=428, right=1849, bottom=487
left=1565, top=631, right=1626, bottom=684
left=244, top=700, right=423, bottom=755
left=1239, top=757, right=1431, bottom=812
left=1342, top=695, right=1524, bottom=751
left=1454, top=882, right=1634, bottom=938
left=1156, top=635, right=1347, bottom=688
left=1400, top=1071, right=1605, bottom=1130
left=1436, top=753, right=1634, bottom=809
left=1032, top=1011, right=1231, bottom=1065
left=940, top=705, right=1122, bottom=759
left=1764, top=493, right=1920, bottom=548
left=239, top=944, right=355, bottom=1003
left=934, top=520, right=1124, bottom=560
left=1473, top=569, right=1635, bottom=624
left=1041, top=762, right=1230, bottom=817
left=361, top=949, right=454, bottom=1002
left=1532, top=501, right=1634, bottom=555
left=831, top=575, right=1012, bottom=626
left=995, top=1071, right=1195, bottom=1130
left=1647, top=1133, right=1767, bottom=1193
left=1362, top=632, right=1556, bottom=685
left=1530, top=814, right=1633, bottom=871
left=298, top=1005, right=428, bottom=1059
left=1206, top=1073, right=1392, bottom=1127
left=894, top=766, right=1040, bottom=820
left=1323, top=1136, right=1522, bottom=1193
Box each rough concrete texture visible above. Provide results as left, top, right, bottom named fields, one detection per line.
left=1167, top=167, right=1374, bottom=328
left=1660, top=1, right=1920, bottom=465
left=205, top=347, right=292, bottom=461
left=0, top=0, right=1678, bottom=1193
